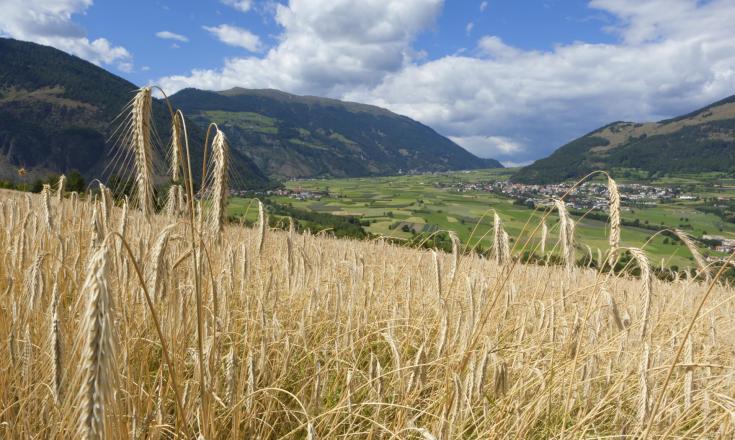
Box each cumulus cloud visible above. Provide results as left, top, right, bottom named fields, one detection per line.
left=221, top=0, right=252, bottom=13
left=203, top=24, right=262, bottom=52
left=0, top=0, right=132, bottom=70
left=477, top=36, right=521, bottom=58
left=161, top=0, right=443, bottom=96
left=450, top=135, right=524, bottom=158
left=465, top=22, right=474, bottom=35
left=480, top=1, right=488, bottom=12
left=160, top=0, right=735, bottom=164
left=156, top=31, right=188, bottom=42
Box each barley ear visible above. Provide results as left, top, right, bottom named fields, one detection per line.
left=672, top=229, right=709, bottom=280
left=554, top=199, right=575, bottom=271
left=540, top=221, right=548, bottom=255
left=607, top=176, right=621, bottom=265
left=76, top=242, right=117, bottom=439
left=131, top=87, right=155, bottom=218
left=208, top=129, right=229, bottom=237
left=57, top=175, right=66, bottom=201
left=42, top=184, right=53, bottom=231
left=171, top=113, right=182, bottom=182
left=629, top=248, right=652, bottom=341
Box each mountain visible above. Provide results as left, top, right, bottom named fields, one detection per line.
left=169, top=87, right=502, bottom=179
left=0, top=37, right=271, bottom=189
left=512, top=95, right=735, bottom=183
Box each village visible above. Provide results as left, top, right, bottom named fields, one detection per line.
left=229, top=187, right=328, bottom=201
left=447, top=180, right=692, bottom=210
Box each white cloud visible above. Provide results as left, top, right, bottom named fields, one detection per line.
left=0, top=0, right=132, bottom=68
left=161, top=0, right=442, bottom=96
left=156, top=30, right=188, bottom=42
left=221, top=0, right=252, bottom=13
left=203, top=24, right=262, bottom=52
left=117, top=62, right=134, bottom=73
left=480, top=1, right=488, bottom=12
left=161, top=0, right=735, bottom=164
left=450, top=135, right=524, bottom=158
left=465, top=21, right=474, bottom=35
left=477, top=36, right=521, bottom=58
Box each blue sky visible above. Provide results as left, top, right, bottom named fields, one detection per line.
left=71, top=0, right=618, bottom=86
left=2, top=0, right=735, bottom=166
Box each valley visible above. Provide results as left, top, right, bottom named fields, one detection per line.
left=229, top=168, right=735, bottom=271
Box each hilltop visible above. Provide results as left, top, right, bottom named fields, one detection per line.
left=513, top=95, right=735, bottom=183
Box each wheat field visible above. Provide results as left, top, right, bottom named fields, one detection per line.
left=1, top=88, right=735, bottom=439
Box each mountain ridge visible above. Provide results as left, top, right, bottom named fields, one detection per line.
left=0, top=36, right=501, bottom=185
left=0, top=37, right=272, bottom=189
left=512, top=95, right=735, bottom=183
left=169, top=87, right=502, bottom=179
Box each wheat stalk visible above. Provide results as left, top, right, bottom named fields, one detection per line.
left=257, top=200, right=267, bottom=255
left=49, top=281, right=62, bottom=405
left=638, top=341, right=651, bottom=426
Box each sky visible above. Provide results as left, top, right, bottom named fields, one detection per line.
left=1, top=0, right=735, bottom=166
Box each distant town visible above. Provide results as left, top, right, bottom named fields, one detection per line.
left=445, top=180, right=693, bottom=211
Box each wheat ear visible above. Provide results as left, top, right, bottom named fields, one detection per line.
left=171, top=113, right=182, bottom=182
left=629, top=248, right=652, bottom=341
left=540, top=221, right=547, bottom=255
left=493, top=213, right=509, bottom=264
left=555, top=199, right=575, bottom=271
left=147, top=224, right=176, bottom=302
left=131, top=87, right=155, bottom=218
left=76, top=242, right=117, bottom=439
left=448, top=230, right=460, bottom=285
left=672, top=229, right=708, bottom=280
left=209, top=129, right=229, bottom=237
left=42, top=184, right=53, bottom=231
left=607, top=176, right=621, bottom=264
left=57, top=175, right=66, bottom=201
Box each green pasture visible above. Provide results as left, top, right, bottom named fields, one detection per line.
left=228, top=169, right=735, bottom=270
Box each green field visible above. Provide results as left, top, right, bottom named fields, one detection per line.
left=229, top=168, right=735, bottom=270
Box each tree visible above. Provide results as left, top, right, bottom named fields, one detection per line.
left=67, top=170, right=86, bottom=192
